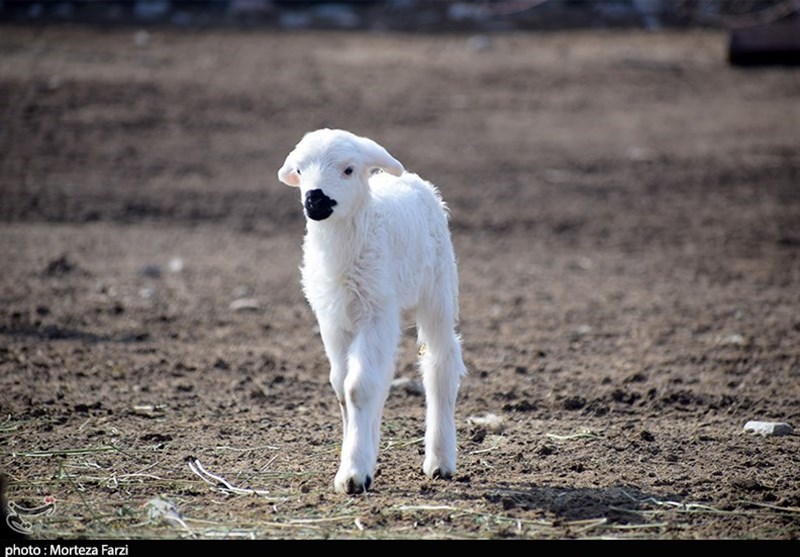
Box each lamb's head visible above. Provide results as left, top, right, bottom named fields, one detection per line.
left=278, top=129, right=405, bottom=222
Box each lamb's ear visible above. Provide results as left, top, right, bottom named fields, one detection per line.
left=358, top=136, right=404, bottom=177
left=278, top=153, right=301, bottom=187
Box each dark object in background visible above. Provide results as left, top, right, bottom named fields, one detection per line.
left=729, top=16, right=800, bottom=66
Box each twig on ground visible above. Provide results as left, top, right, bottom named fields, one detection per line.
left=738, top=501, right=800, bottom=513
left=57, top=459, right=101, bottom=524
left=12, top=446, right=123, bottom=458
left=545, top=428, right=601, bottom=441
left=0, top=415, right=20, bottom=433
left=609, top=522, right=669, bottom=530
left=214, top=444, right=280, bottom=453
left=197, top=529, right=257, bottom=539
left=394, top=504, right=552, bottom=529
left=187, top=456, right=282, bottom=500
left=469, top=446, right=500, bottom=455
left=384, top=436, right=425, bottom=451
left=567, top=517, right=607, bottom=532
left=619, top=490, right=753, bottom=516
left=287, top=515, right=358, bottom=525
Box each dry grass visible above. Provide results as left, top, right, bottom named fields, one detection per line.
left=4, top=414, right=797, bottom=540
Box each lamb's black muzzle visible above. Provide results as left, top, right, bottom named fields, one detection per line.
left=304, top=189, right=337, bottom=221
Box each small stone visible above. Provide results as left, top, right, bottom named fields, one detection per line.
left=139, top=265, right=162, bottom=279
left=390, top=377, right=424, bottom=396
left=131, top=404, right=165, bottom=418
left=232, top=286, right=253, bottom=298
left=626, top=146, right=658, bottom=162
left=543, top=169, right=572, bottom=185
left=134, top=30, right=150, bottom=47
left=467, top=34, right=493, bottom=53
left=139, top=287, right=155, bottom=299
left=575, top=256, right=594, bottom=271
left=720, top=334, right=747, bottom=347
left=230, top=298, right=260, bottom=312
left=168, top=257, right=184, bottom=273
left=466, top=413, right=505, bottom=433
left=743, top=421, right=794, bottom=436
left=145, top=496, right=184, bottom=528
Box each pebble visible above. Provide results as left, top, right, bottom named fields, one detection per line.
left=134, top=29, right=150, bottom=47
left=168, top=257, right=184, bottom=273
left=145, top=496, right=184, bottom=527
left=232, top=286, right=253, bottom=298
left=139, top=287, right=155, bottom=299
left=390, top=377, right=424, bottom=396
left=230, top=298, right=260, bottom=312
left=743, top=421, right=794, bottom=436
left=139, top=264, right=162, bottom=279
left=626, top=146, right=658, bottom=162
left=720, top=334, right=747, bottom=346
left=467, top=34, right=493, bottom=53
left=466, top=413, right=505, bottom=433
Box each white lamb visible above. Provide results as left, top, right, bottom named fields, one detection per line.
left=278, top=129, right=467, bottom=494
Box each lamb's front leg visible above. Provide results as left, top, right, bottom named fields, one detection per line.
left=334, top=311, right=399, bottom=494
left=320, top=323, right=352, bottom=433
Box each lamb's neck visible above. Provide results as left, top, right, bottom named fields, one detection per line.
left=306, top=207, right=370, bottom=276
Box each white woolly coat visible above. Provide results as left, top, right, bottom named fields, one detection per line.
left=301, top=171, right=458, bottom=335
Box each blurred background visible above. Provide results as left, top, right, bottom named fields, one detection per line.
left=1, top=0, right=799, bottom=540
left=1, top=0, right=800, bottom=32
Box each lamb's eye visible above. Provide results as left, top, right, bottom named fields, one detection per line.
left=344, top=167, right=354, bottom=176
left=296, top=168, right=301, bottom=175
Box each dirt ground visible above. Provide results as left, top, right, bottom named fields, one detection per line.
left=1, top=26, right=798, bottom=540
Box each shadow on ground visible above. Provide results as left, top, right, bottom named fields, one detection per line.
left=482, top=484, right=679, bottom=523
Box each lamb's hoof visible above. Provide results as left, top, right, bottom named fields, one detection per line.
left=427, top=467, right=453, bottom=480
left=423, top=455, right=455, bottom=480
left=335, top=471, right=372, bottom=494
left=347, top=475, right=372, bottom=494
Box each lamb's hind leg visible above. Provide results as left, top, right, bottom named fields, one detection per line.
left=417, top=303, right=466, bottom=479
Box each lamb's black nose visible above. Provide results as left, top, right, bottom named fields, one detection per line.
left=304, top=189, right=337, bottom=221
